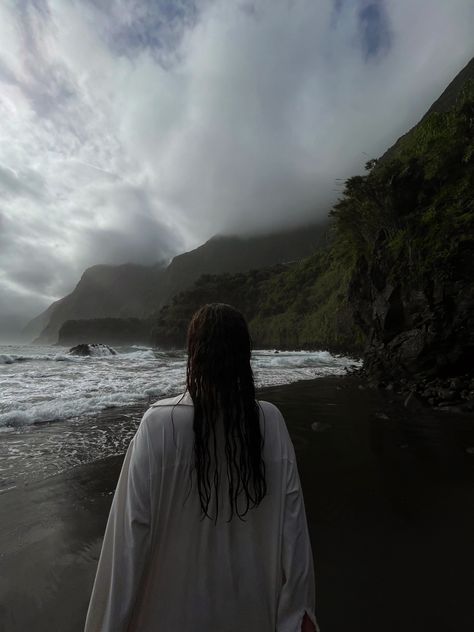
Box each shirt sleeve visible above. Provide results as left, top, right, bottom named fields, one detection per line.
left=84, top=416, right=152, bottom=632
left=277, top=438, right=319, bottom=632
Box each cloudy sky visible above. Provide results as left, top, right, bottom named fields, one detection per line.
left=0, top=0, right=473, bottom=337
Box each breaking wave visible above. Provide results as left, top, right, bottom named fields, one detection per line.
left=0, top=344, right=360, bottom=428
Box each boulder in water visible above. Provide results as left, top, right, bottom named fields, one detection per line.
left=68, top=343, right=117, bottom=357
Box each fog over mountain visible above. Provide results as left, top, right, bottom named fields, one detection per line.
left=0, top=0, right=473, bottom=338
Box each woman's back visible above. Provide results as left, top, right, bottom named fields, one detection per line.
left=84, top=304, right=318, bottom=632
left=84, top=393, right=317, bottom=631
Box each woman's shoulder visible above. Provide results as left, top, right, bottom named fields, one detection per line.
left=139, top=392, right=193, bottom=436
left=257, top=400, right=295, bottom=454
left=256, top=399, right=284, bottom=420
left=149, top=392, right=193, bottom=409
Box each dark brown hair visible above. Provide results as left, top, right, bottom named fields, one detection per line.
left=186, top=303, right=266, bottom=523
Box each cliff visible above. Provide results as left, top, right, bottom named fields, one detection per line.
left=152, top=252, right=363, bottom=353
left=33, top=263, right=166, bottom=344
left=152, top=64, right=474, bottom=391
left=344, top=80, right=474, bottom=382
left=28, top=223, right=328, bottom=343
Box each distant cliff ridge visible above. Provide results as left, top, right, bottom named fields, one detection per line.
left=27, top=223, right=328, bottom=344
left=33, top=263, right=166, bottom=344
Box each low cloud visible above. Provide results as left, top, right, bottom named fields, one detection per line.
left=0, top=0, right=473, bottom=333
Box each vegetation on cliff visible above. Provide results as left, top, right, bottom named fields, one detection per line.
left=152, top=256, right=363, bottom=352
left=152, top=81, right=473, bottom=375
left=333, top=81, right=474, bottom=282
left=339, top=82, right=474, bottom=379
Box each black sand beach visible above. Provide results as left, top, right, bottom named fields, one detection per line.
left=1, top=376, right=474, bottom=632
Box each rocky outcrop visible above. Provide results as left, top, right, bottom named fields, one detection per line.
left=348, top=229, right=474, bottom=411
left=349, top=232, right=474, bottom=380
left=68, top=343, right=117, bottom=356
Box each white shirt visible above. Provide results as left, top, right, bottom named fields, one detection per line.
left=84, top=393, right=319, bottom=631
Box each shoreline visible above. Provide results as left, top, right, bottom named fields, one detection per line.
left=1, top=374, right=474, bottom=631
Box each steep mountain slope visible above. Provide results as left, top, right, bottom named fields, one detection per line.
left=345, top=79, right=474, bottom=380
left=22, top=298, right=64, bottom=341
left=35, top=263, right=166, bottom=343
left=152, top=59, right=474, bottom=384
left=30, top=223, right=328, bottom=343
left=160, top=224, right=328, bottom=298
left=380, top=56, right=474, bottom=164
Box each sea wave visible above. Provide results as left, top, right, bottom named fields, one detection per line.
left=0, top=349, right=157, bottom=364
left=0, top=344, right=360, bottom=429
left=0, top=392, right=146, bottom=428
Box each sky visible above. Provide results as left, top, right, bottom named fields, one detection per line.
left=0, top=0, right=473, bottom=338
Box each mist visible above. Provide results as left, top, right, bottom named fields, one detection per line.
left=0, top=0, right=473, bottom=335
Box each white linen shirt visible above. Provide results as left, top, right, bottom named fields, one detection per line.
left=84, top=392, right=318, bottom=632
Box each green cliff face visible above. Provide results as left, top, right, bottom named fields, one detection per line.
left=152, top=79, right=474, bottom=373
left=152, top=249, right=364, bottom=353
left=344, top=81, right=474, bottom=378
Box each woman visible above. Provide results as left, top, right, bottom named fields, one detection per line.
left=84, top=303, right=318, bottom=631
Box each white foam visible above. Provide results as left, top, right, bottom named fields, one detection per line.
left=87, top=345, right=117, bottom=357
left=0, top=344, right=360, bottom=428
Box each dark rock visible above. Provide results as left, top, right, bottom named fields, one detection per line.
left=450, top=377, right=462, bottom=389
left=69, top=343, right=117, bottom=357
left=436, top=388, right=456, bottom=401
left=348, top=223, right=474, bottom=387
left=404, top=390, right=425, bottom=410
left=436, top=405, right=465, bottom=414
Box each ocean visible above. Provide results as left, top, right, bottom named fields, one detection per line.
left=0, top=344, right=359, bottom=491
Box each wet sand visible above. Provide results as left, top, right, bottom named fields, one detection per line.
left=1, top=376, right=474, bottom=632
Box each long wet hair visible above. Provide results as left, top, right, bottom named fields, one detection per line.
left=186, top=303, right=267, bottom=523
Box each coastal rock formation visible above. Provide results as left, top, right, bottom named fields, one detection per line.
left=343, top=72, right=474, bottom=408
left=68, top=343, right=117, bottom=357
left=349, top=242, right=473, bottom=380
